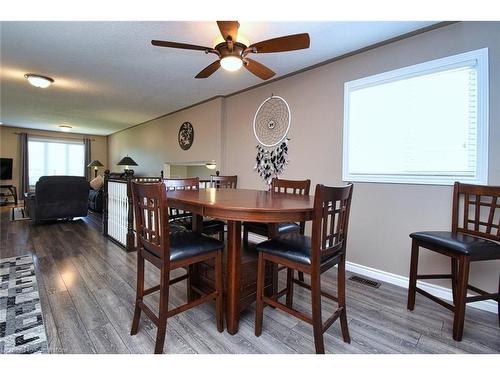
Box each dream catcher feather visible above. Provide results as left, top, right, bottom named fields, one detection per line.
left=253, top=95, right=291, bottom=186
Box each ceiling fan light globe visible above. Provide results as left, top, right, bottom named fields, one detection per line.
left=24, top=74, right=54, bottom=88
left=220, top=56, right=243, bottom=72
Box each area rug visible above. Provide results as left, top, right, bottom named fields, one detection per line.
left=10, top=206, right=30, bottom=221
left=0, top=254, right=48, bottom=354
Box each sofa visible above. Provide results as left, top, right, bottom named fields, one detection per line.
left=88, top=187, right=103, bottom=212
left=25, top=176, right=90, bottom=223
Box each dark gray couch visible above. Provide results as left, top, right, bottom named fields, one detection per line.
left=25, top=176, right=90, bottom=223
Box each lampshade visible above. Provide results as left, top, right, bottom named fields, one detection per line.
left=117, top=156, right=138, bottom=166
left=87, top=160, right=104, bottom=168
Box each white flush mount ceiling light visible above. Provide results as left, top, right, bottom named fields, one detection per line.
left=205, top=162, right=217, bottom=170
left=24, top=73, right=54, bottom=88
left=220, top=56, right=243, bottom=72
left=59, top=125, right=72, bottom=132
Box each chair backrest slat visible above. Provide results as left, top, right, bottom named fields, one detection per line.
left=131, top=181, right=170, bottom=259
left=271, top=178, right=311, bottom=234
left=163, top=177, right=199, bottom=220
left=271, top=178, right=311, bottom=195
left=311, top=184, right=353, bottom=264
left=452, top=182, right=500, bottom=241
left=210, top=175, right=237, bottom=189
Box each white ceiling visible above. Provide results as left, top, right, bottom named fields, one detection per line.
left=0, top=21, right=438, bottom=135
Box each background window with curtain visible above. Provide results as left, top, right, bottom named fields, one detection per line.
left=28, top=136, right=85, bottom=186
left=342, top=48, right=489, bottom=185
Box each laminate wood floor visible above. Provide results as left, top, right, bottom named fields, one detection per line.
left=1, top=206, right=498, bottom=354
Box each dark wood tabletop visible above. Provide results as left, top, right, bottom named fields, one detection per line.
left=166, top=187, right=314, bottom=335
left=167, top=188, right=314, bottom=223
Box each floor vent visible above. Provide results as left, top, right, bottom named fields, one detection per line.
left=348, top=275, right=381, bottom=288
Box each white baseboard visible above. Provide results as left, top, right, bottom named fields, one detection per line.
left=248, top=233, right=497, bottom=314
left=345, top=261, right=497, bottom=314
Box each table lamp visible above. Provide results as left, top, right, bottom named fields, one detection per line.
left=117, top=156, right=138, bottom=173
left=87, top=160, right=104, bottom=178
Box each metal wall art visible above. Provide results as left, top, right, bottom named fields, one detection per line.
left=178, top=122, right=194, bottom=150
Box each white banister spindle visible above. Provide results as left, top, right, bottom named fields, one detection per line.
left=107, top=180, right=128, bottom=246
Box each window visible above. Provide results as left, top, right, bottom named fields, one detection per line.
left=343, top=48, right=488, bottom=185
left=28, top=136, right=85, bottom=186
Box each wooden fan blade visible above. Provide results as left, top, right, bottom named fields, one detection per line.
left=217, top=21, right=239, bottom=42
left=244, top=58, right=275, bottom=80
left=248, top=33, right=310, bottom=53
left=195, top=60, right=221, bottom=79
left=151, top=40, right=211, bottom=51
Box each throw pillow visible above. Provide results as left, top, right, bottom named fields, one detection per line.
left=90, top=175, right=104, bottom=190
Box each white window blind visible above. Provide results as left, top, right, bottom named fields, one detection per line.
left=343, top=48, right=488, bottom=185
left=28, top=136, right=85, bottom=185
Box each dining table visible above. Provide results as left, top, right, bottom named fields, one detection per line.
left=166, top=187, right=314, bottom=335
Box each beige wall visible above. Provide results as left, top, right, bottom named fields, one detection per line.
left=108, top=22, right=500, bottom=291
left=107, top=98, right=222, bottom=176
left=0, top=125, right=108, bottom=197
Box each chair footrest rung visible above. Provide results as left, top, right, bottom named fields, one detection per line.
left=276, top=288, right=288, bottom=299
left=292, top=279, right=338, bottom=302
left=322, top=308, right=343, bottom=333
left=263, top=296, right=313, bottom=325
left=466, top=293, right=500, bottom=303
left=167, top=291, right=217, bottom=318
left=467, top=284, right=491, bottom=296
left=416, top=287, right=455, bottom=312
left=138, top=300, right=159, bottom=325
left=416, top=274, right=452, bottom=280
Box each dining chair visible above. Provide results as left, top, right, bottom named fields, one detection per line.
left=210, top=175, right=238, bottom=189
left=205, top=175, right=238, bottom=240
left=130, top=181, right=224, bottom=353
left=163, top=177, right=225, bottom=240
left=408, top=182, right=500, bottom=341
left=244, top=178, right=311, bottom=293
left=255, top=183, right=353, bottom=354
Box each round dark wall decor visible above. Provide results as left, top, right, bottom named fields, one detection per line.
left=178, top=122, right=194, bottom=150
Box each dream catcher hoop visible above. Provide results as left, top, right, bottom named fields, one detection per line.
left=253, top=95, right=291, bottom=147
left=253, top=95, right=291, bottom=186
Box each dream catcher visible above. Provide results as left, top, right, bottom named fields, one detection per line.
left=253, top=95, right=291, bottom=186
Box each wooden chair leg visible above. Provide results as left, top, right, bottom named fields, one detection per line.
left=311, top=272, right=325, bottom=354
left=215, top=251, right=224, bottom=332
left=131, top=251, right=145, bottom=335
left=338, top=255, right=350, bottom=344
left=187, top=264, right=195, bottom=302
left=255, top=252, right=266, bottom=337
left=271, top=263, right=278, bottom=302
left=298, top=271, right=305, bottom=282
left=286, top=267, right=294, bottom=308
left=451, top=257, right=458, bottom=305
left=453, top=256, right=470, bottom=341
left=407, top=239, right=419, bottom=311
left=154, top=266, right=170, bottom=354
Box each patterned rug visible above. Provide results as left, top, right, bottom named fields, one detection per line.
left=0, top=255, right=48, bottom=354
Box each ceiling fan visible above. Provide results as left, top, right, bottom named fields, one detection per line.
left=151, top=21, right=310, bottom=80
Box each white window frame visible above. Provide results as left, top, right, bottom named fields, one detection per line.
left=28, top=136, right=85, bottom=186
left=342, top=48, right=489, bottom=185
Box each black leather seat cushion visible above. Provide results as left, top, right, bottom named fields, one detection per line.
left=169, top=231, right=224, bottom=263
left=410, top=231, right=500, bottom=261
left=256, top=233, right=340, bottom=265
left=244, top=221, right=301, bottom=236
